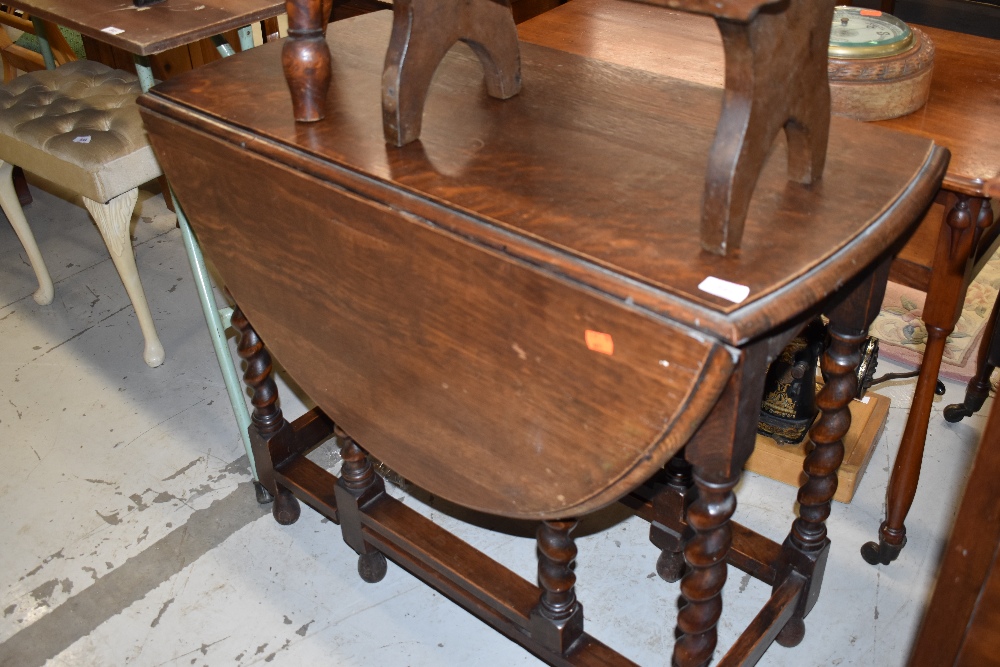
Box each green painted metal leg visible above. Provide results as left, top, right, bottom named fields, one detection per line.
left=172, top=191, right=265, bottom=495
left=132, top=40, right=272, bottom=502
left=29, top=17, right=56, bottom=70
left=237, top=26, right=255, bottom=52
left=133, top=55, right=156, bottom=93
left=211, top=34, right=237, bottom=58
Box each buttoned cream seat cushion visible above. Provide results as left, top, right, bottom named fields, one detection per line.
left=0, top=60, right=160, bottom=203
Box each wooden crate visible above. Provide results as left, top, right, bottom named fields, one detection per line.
left=746, top=391, right=890, bottom=504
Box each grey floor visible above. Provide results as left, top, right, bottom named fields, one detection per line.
left=0, top=182, right=992, bottom=666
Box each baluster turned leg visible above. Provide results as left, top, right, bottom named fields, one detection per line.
left=335, top=430, right=389, bottom=583
left=529, top=519, right=584, bottom=656
left=232, top=305, right=300, bottom=525
left=283, top=0, right=332, bottom=122
left=650, top=452, right=695, bottom=583
left=673, top=472, right=737, bottom=667
left=864, top=195, right=994, bottom=565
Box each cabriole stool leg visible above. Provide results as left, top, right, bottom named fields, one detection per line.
left=0, top=161, right=53, bottom=305
left=84, top=189, right=165, bottom=367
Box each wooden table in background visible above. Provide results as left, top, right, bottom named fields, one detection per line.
left=519, top=0, right=1000, bottom=566
left=6, top=0, right=285, bottom=80
left=3, top=0, right=287, bottom=501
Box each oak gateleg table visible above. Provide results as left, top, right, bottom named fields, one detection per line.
left=138, top=8, right=947, bottom=664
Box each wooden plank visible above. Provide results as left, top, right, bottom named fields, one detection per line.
left=716, top=574, right=804, bottom=667
left=908, top=400, right=1000, bottom=666
left=744, top=390, right=890, bottom=504
left=363, top=495, right=639, bottom=667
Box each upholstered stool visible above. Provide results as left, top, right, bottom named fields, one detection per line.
left=0, top=59, right=164, bottom=367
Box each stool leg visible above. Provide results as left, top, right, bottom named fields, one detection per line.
left=83, top=189, right=165, bottom=368
left=0, top=161, right=53, bottom=305
left=13, top=167, right=32, bottom=206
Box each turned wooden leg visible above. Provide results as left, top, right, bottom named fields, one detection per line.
left=382, top=0, right=521, bottom=146
left=283, top=0, right=332, bottom=122
left=0, top=161, right=52, bottom=305
left=529, top=519, right=584, bottom=656
left=650, top=452, right=695, bottom=583
left=84, top=189, right=165, bottom=368
left=863, top=194, right=994, bottom=565
left=232, top=305, right=300, bottom=525
left=673, top=471, right=737, bottom=667
left=944, top=292, right=1000, bottom=423
left=334, top=430, right=388, bottom=582
left=775, top=322, right=862, bottom=646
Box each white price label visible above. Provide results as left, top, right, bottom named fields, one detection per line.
left=697, top=276, right=750, bottom=304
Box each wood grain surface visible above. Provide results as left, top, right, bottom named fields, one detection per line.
left=5, top=0, right=283, bottom=55
left=140, top=11, right=945, bottom=518
left=144, top=12, right=944, bottom=344
left=518, top=0, right=998, bottom=195
left=144, top=108, right=735, bottom=518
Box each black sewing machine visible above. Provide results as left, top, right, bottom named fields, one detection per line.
left=759, top=319, right=879, bottom=445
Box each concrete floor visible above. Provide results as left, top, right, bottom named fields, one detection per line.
left=0, top=183, right=991, bottom=667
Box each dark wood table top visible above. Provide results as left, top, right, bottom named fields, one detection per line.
left=140, top=10, right=945, bottom=518
left=143, top=11, right=944, bottom=345
left=518, top=0, right=1000, bottom=197
left=6, top=0, right=284, bottom=56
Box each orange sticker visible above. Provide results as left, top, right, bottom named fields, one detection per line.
left=859, top=9, right=882, bottom=16
left=585, top=330, right=614, bottom=355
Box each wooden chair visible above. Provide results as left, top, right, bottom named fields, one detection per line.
left=0, top=7, right=79, bottom=82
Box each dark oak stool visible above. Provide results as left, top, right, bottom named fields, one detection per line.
left=139, top=10, right=946, bottom=666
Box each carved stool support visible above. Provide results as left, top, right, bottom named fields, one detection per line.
left=529, top=519, right=584, bottom=656
left=335, top=429, right=389, bottom=583
left=673, top=472, right=737, bottom=667
left=283, top=0, right=332, bottom=122
left=650, top=452, right=695, bottom=583
left=702, top=0, right=835, bottom=254
left=232, top=305, right=301, bottom=525
left=382, top=0, right=521, bottom=146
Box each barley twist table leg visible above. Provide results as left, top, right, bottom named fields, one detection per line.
left=232, top=305, right=300, bottom=525
left=673, top=473, right=737, bottom=667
